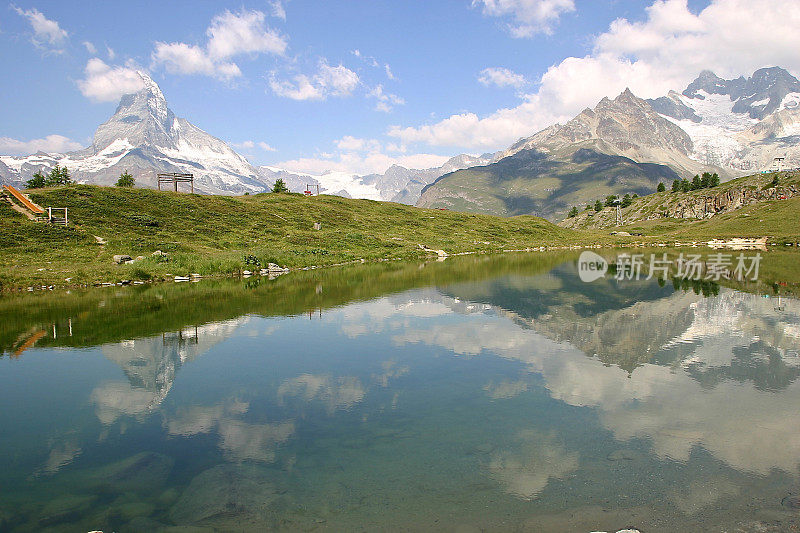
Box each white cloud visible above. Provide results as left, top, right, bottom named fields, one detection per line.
left=77, top=58, right=146, bottom=103
left=152, top=9, right=286, bottom=80
left=385, top=64, right=396, bottom=80
left=274, top=149, right=450, bottom=176
left=269, top=0, right=287, bottom=21
left=152, top=41, right=241, bottom=79
left=82, top=41, right=97, bottom=54
left=335, top=136, right=381, bottom=151
left=478, top=67, right=526, bottom=88
left=472, top=0, right=575, bottom=37
left=106, top=46, right=115, bottom=60
left=269, top=60, right=359, bottom=101
left=0, top=134, right=83, bottom=156
left=206, top=9, right=287, bottom=59
left=13, top=6, right=68, bottom=48
left=392, top=0, right=800, bottom=151
left=233, top=140, right=276, bottom=152
left=369, top=84, right=405, bottom=112
left=258, top=142, right=276, bottom=152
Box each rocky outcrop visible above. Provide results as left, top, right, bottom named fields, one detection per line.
left=665, top=184, right=799, bottom=219
left=559, top=171, right=800, bottom=229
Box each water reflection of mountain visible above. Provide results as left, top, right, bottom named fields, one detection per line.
left=379, top=291, right=800, bottom=477
left=441, top=267, right=800, bottom=387
left=93, top=318, right=247, bottom=424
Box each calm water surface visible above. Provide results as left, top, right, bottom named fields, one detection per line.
left=1, top=253, right=799, bottom=532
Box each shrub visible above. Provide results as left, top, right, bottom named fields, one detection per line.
left=116, top=171, right=135, bottom=187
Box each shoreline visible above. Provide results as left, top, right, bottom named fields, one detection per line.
left=5, top=238, right=796, bottom=294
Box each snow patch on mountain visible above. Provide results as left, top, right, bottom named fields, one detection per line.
left=780, top=92, right=800, bottom=111
left=659, top=91, right=758, bottom=169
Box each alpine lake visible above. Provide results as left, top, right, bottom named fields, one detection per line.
left=2, top=249, right=800, bottom=532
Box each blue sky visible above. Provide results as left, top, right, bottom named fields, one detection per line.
left=2, top=0, right=799, bottom=175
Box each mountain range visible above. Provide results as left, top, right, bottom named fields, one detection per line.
left=418, top=66, right=800, bottom=220
left=2, top=67, right=799, bottom=219
left=0, top=71, right=493, bottom=199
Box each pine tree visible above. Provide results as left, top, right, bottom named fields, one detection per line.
left=672, top=179, right=681, bottom=192
left=657, top=182, right=666, bottom=192
left=594, top=200, right=603, bottom=212
left=44, top=164, right=72, bottom=186
left=567, top=206, right=579, bottom=218
left=26, top=171, right=46, bottom=189
left=116, top=171, right=135, bottom=187
left=272, top=178, right=289, bottom=193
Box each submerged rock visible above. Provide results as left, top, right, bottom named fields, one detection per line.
left=782, top=494, right=800, bottom=509
left=89, top=452, right=174, bottom=493
left=38, top=494, right=97, bottom=526
left=169, top=464, right=277, bottom=527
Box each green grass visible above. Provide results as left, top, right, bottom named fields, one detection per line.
left=0, top=251, right=575, bottom=354
left=0, top=185, right=582, bottom=289
left=563, top=169, right=800, bottom=230
left=607, top=197, right=800, bottom=244
left=2, top=183, right=798, bottom=290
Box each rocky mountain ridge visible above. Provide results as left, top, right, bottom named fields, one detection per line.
left=418, top=67, right=800, bottom=220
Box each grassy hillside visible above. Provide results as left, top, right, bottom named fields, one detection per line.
left=615, top=197, right=800, bottom=242
left=561, top=170, right=800, bottom=230
left=0, top=185, right=582, bottom=289
left=416, top=141, right=680, bottom=220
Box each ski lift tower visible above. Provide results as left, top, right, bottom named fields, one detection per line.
left=771, top=157, right=786, bottom=172
left=613, top=198, right=622, bottom=226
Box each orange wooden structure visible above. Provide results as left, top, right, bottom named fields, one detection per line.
left=3, top=185, right=45, bottom=214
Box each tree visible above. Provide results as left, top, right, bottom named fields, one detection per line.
left=44, top=164, right=72, bottom=186
left=771, top=174, right=780, bottom=187
left=657, top=182, right=666, bottom=192
left=700, top=172, right=711, bottom=189
left=567, top=206, right=579, bottom=218
left=594, top=200, right=603, bottom=212
left=621, top=193, right=633, bottom=208
left=26, top=171, right=46, bottom=189
left=116, top=171, right=135, bottom=187
left=681, top=179, right=691, bottom=193
left=710, top=173, right=720, bottom=187
left=272, top=178, right=289, bottom=193
left=691, top=174, right=701, bottom=190
left=604, top=195, right=618, bottom=207
left=672, top=179, right=681, bottom=192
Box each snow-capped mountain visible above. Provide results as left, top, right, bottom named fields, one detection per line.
left=0, top=71, right=497, bottom=202
left=418, top=66, right=800, bottom=220
left=257, top=152, right=498, bottom=203
left=648, top=67, right=800, bottom=172
left=0, top=72, right=272, bottom=194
